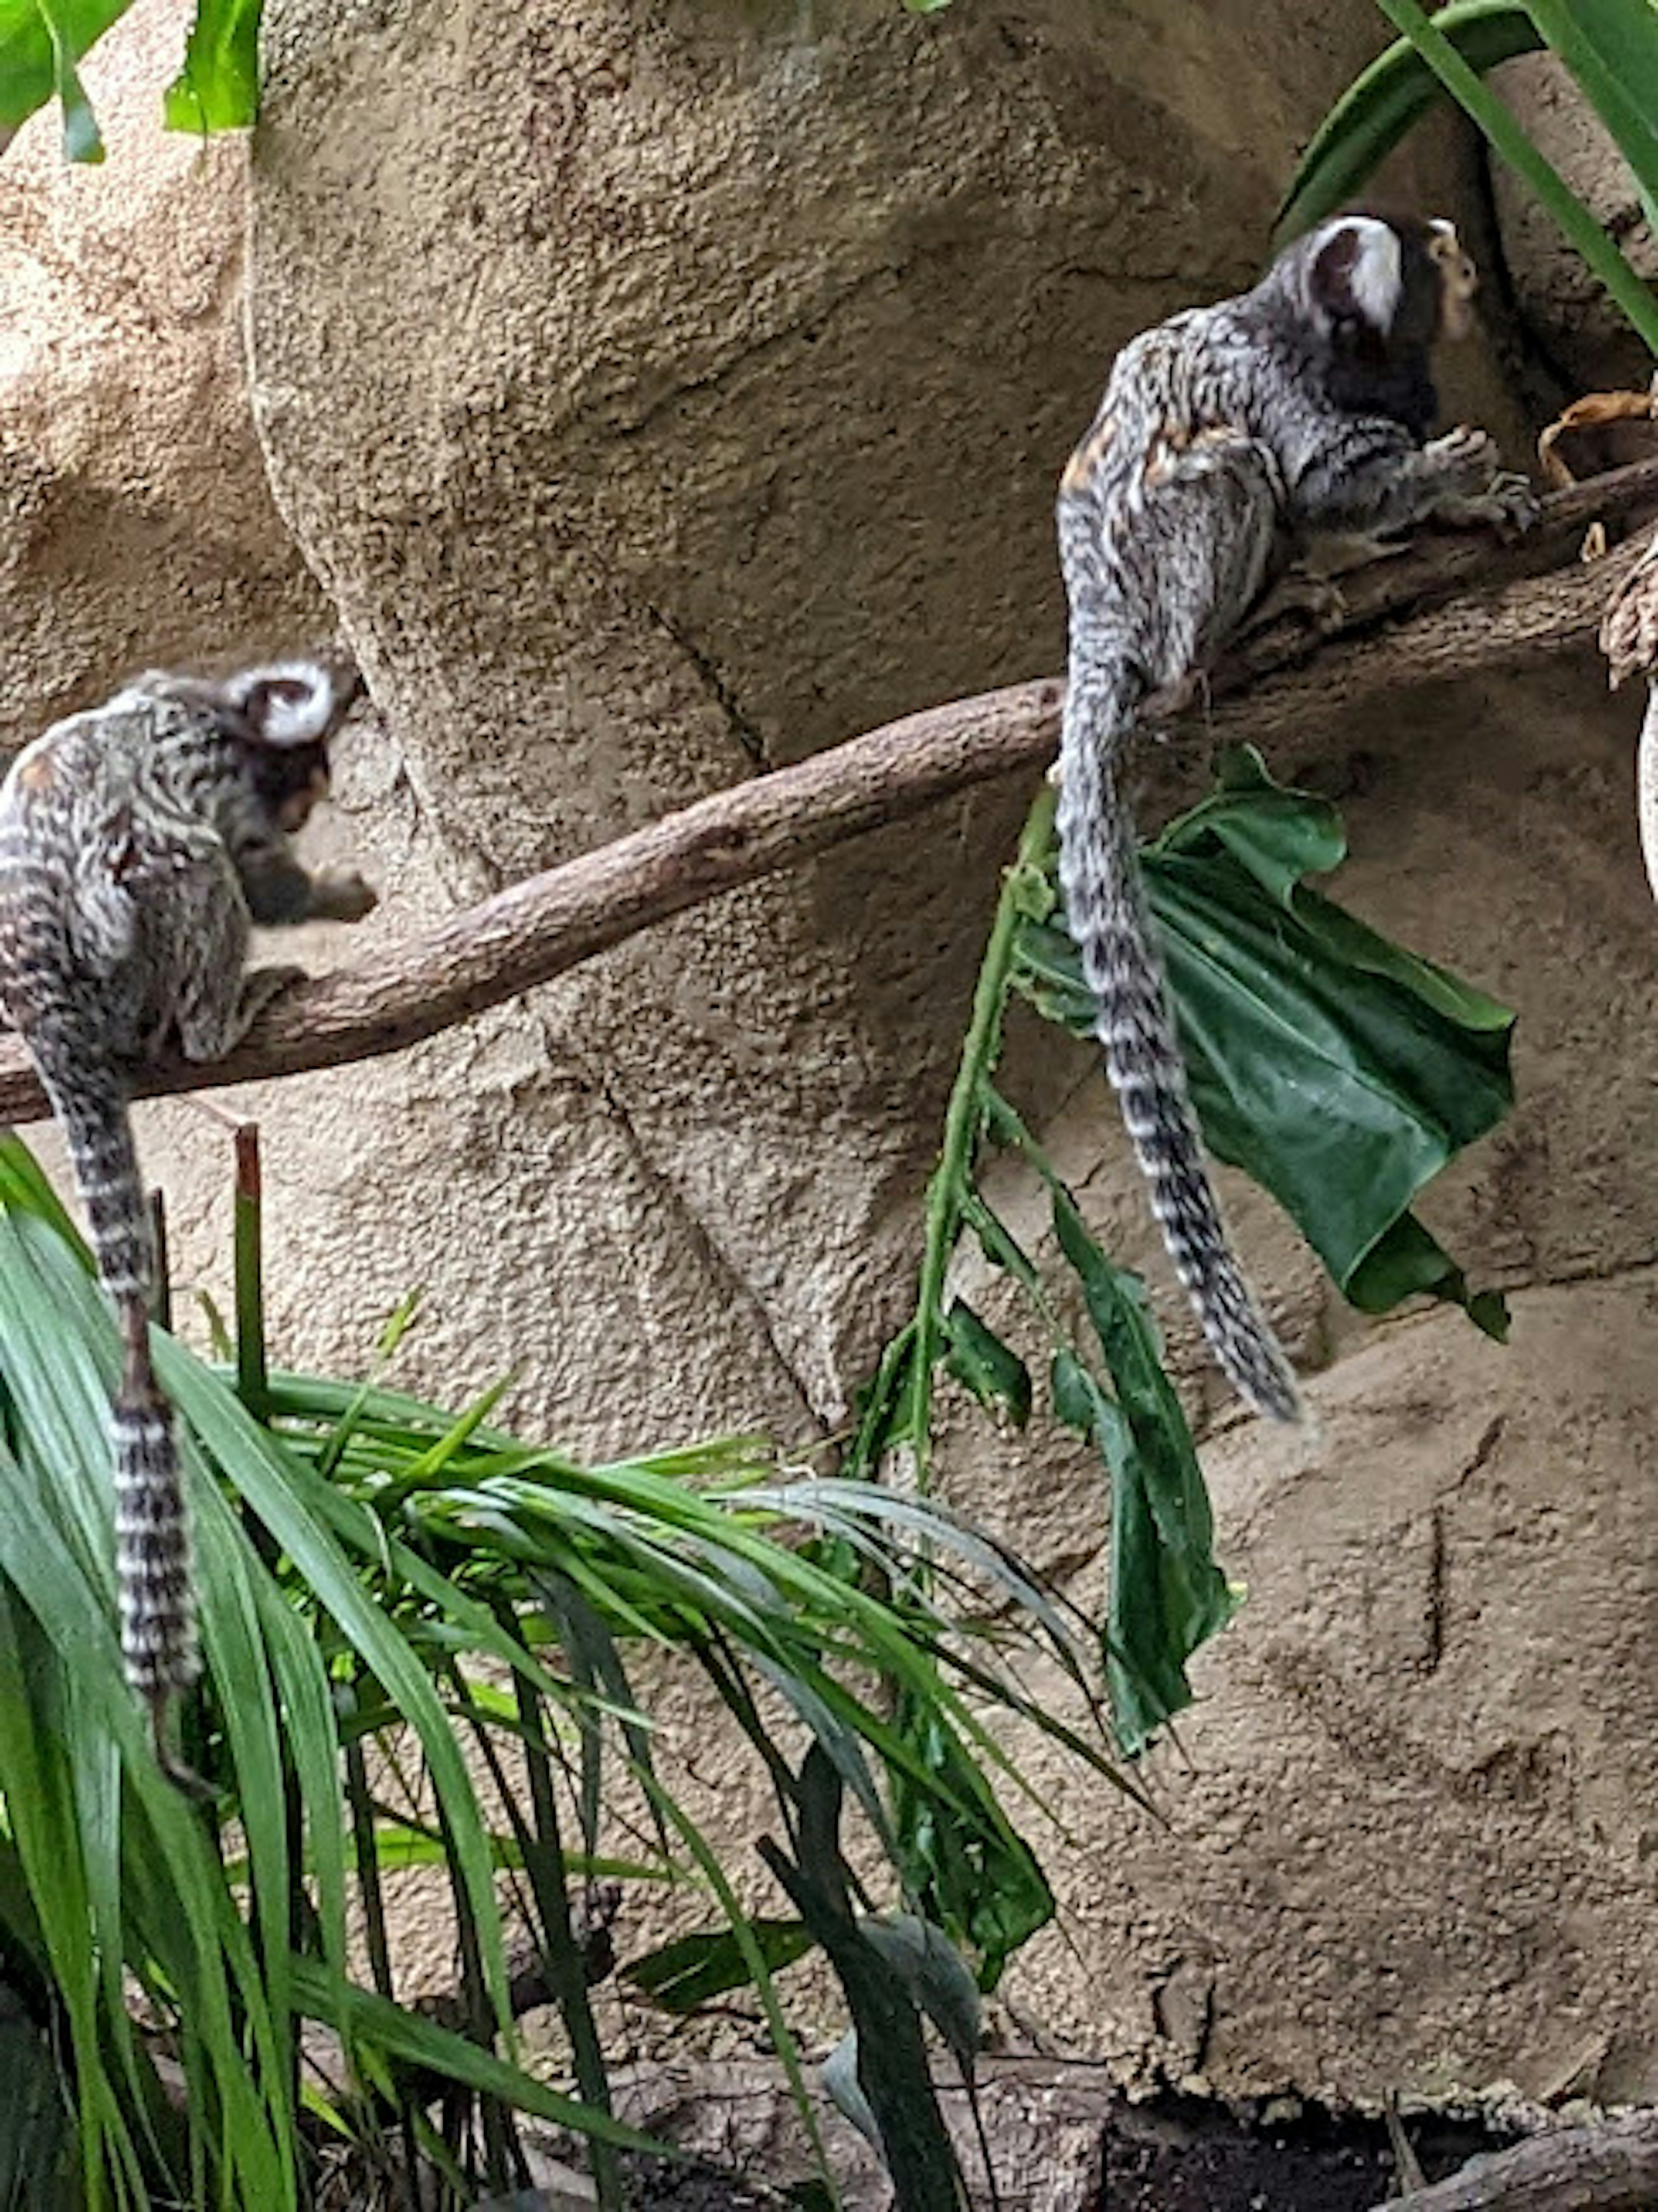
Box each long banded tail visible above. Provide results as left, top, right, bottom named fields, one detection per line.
left=1055, top=656, right=1301, bottom=1422
left=35, top=1059, right=199, bottom=1722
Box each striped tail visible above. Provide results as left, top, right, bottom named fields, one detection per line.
left=1055, top=652, right=1301, bottom=1423
left=38, top=1060, right=200, bottom=1750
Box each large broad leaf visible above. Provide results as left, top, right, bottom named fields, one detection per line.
left=1275, top=1, right=1541, bottom=242
left=1015, top=747, right=1514, bottom=1339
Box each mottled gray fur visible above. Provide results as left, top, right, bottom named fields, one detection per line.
left=1057, top=214, right=1532, bottom=1421
left=0, top=660, right=375, bottom=1783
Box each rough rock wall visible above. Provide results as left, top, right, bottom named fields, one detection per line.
left=3, top=0, right=1652, bottom=2120
left=0, top=0, right=330, bottom=742
left=241, top=0, right=1433, bottom=1446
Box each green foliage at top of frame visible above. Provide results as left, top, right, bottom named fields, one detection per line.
left=0, top=0, right=257, bottom=162
left=1279, top=1, right=1658, bottom=357
left=1275, top=1, right=1544, bottom=243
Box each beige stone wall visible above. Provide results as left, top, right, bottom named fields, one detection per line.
left=2, top=0, right=1653, bottom=2114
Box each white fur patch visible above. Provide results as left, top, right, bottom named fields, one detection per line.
left=1337, top=215, right=1403, bottom=329
left=234, top=661, right=336, bottom=746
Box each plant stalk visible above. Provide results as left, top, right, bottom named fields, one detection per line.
left=910, top=782, right=1056, bottom=1487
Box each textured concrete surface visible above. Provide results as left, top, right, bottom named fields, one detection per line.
left=2, top=0, right=1652, bottom=2121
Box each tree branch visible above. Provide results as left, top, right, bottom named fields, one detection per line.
left=1367, top=2111, right=1658, bottom=2210
left=4, top=459, right=1658, bottom=1127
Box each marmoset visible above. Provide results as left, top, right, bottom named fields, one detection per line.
left=1057, top=214, right=1532, bottom=1420
left=0, top=658, right=375, bottom=1783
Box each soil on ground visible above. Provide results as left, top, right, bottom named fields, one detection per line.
left=620, top=2090, right=1516, bottom=2209
left=1099, top=2092, right=1512, bottom=2211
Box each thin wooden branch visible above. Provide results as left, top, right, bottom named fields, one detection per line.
left=3, top=459, right=1658, bottom=1127
left=1366, top=2111, right=1658, bottom=2210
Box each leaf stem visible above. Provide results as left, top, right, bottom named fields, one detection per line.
left=232, top=1124, right=269, bottom=1421
left=910, top=783, right=1056, bottom=1487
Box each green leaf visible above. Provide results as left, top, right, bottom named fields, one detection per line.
left=942, top=1300, right=1032, bottom=1427
left=1047, top=1199, right=1239, bottom=1755
left=759, top=1807, right=969, bottom=2212
left=1275, top=2, right=1541, bottom=241
left=0, top=0, right=131, bottom=158
left=0, top=0, right=264, bottom=154
left=162, top=0, right=259, bottom=133
left=1015, top=748, right=1514, bottom=1327
left=288, top=1961, right=670, bottom=2157
left=891, top=1699, right=1054, bottom=1987
left=857, top=1911, right=981, bottom=2070
left=623, top=1919, right=816, bottom=2013
left=1348, top=1212, right=1509, bottom=1338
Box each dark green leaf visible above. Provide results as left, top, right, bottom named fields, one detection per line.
left=623, top=1919, right=815, bottom=2013
left=1348, top=1213, right=1509, bottom=1339
left=758, top=1838, right=968, bottom=2209
left=786, top=2178, right=840, bottom=2210
left=1275, top=2, right=1541, bottom=242
left=1048, top=1190, right=1240, bottom=1754
left=0, top=2002, right=70, bottom=2200
left=891, top=1699, right=1053, bottom=1987
left=942, top=1300, right=1032, bottom=1427
left=958, top=1189, right=1041, bottom=1290
left=842, top=1324, right=918, bottom=1483
left=1015, top=748, right=1514, bottom=1327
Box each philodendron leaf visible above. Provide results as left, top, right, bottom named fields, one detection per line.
left=1273, top=1, right=1541, bottom=243
left=1048, top=1199, right=1239, bottom=1754
left=1014, top=746, right=1514, bottom=1339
